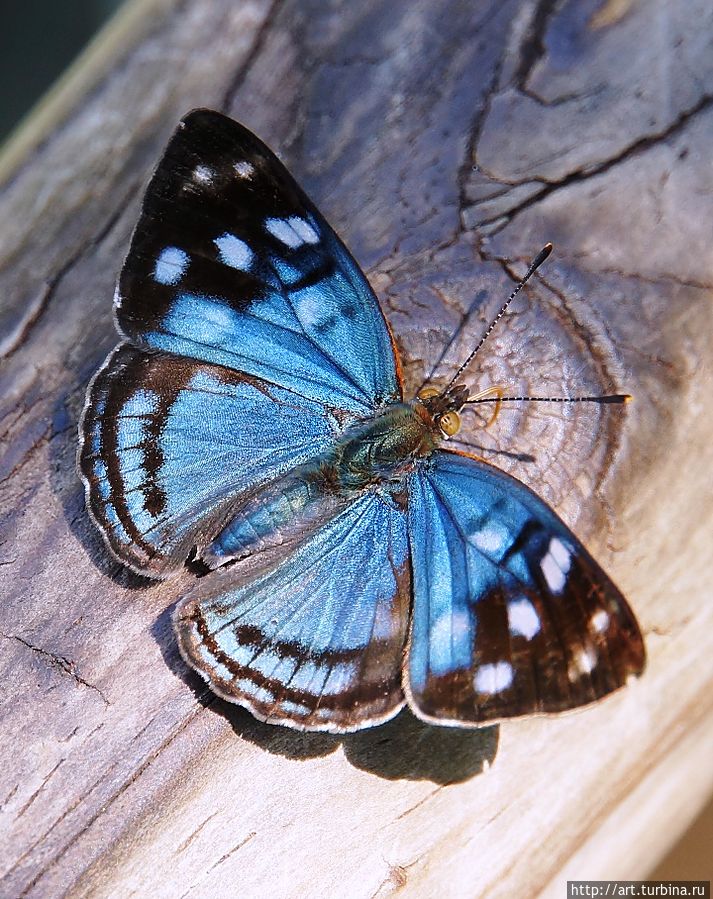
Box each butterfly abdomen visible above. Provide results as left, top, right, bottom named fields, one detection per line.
left=199, top=465, right=349, bottom=570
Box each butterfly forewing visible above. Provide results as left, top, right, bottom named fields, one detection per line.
left=115, top=109, right=401, bottom=414
left=405, top=450, right=645, bottom=726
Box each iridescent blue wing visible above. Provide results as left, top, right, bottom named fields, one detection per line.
left=115, top=109, right=401, bottom=414
left=79, top=346, right=340, bottom=576
left=406, top=450, right=645, bottom=726
left=175, top=490, right=410, bottom=732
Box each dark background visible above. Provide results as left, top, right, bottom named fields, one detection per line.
left=0, top=0, right=123, bottom=141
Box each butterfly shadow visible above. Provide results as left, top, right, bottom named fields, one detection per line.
left=153, top=604, right=499, bottom=784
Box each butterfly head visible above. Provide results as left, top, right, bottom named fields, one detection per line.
left=416, top=384, right=469, bottom=440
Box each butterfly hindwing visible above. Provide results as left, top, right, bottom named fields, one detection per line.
left=115, top=109, right=401, bottom=414
left=175, top=489, right=411, bottom=732
left=405, top=450, right=645, bottom=726
left=79, top=345, right=340, bottom=576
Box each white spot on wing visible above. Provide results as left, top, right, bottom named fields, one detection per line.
left=430, top=610, right=471, bottom=652
left=236, top=679, right=274, bottom=704
left=265, top=217, right=302, bottom=248
left=154, top=246, right=189, bottom=285
left=288, top=216, right=319, bottom=244
left=196, top=642, right=232, bottom=682
left=278, top=700, right=312, bottom=717
left=428, top=610, right=472, bottom=677
left=549, top=537, right=572, bottom=573
left=265, top=216, right=319, bottom=249
left=233, top=160, right=255, bottom=179
left=568, top=645, right=597, bottom=681
left=371, top=598, right=400, bottom=640
left=472, top=524, right=507, bottom=555
left=541, top=537, right=569, bottom=594
left=320, top=661, right=359, bottom=695
left=193, top=164, right=214, bottom=184
left=164, top=297, right=236, bottom=348
left=591, top=609, right=610, bottom=633
left=214, top=233, right=253, bottom=270
left=507, top=598, right=540, bottom=639
left=293, top=287, right=324, bottom=328
left=474, top=661, right=514, bottom=695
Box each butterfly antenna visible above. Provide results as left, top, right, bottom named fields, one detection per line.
left=465, top=393, right=632, bottom=406
left=444, top=243, right=553, bottom=393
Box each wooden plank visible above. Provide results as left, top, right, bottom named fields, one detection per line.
left=1, top=0, right=712, bottom=895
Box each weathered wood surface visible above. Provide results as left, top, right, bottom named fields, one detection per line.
left=1, top=0, right=712, bottom=895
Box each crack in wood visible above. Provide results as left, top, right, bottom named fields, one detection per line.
left=0, top=632, right=109, bottom=705
left=175, top=830, right=258, bottom=899
left=369, top=854, right=423, bottom=899
left=0, top=783, right=20, bottom=812
left=393, top=785, right=444, bottom=822
left=210, top=831, right=257, bottom=869
left=220, top=0, right=285, bottom=113
left=469, top=92, right=713, bottom=227
left=175, top=812, right=219, bottom=855
left=514, top=0, right=560, bottom=91
left=457, top=55, right=505, bottom=230
left=0, top=284, right=53, bottom=360
left=575, top=264, right=713, bottom=293
left=14, top=761, right=65, bottom=821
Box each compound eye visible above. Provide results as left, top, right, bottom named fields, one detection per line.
left=417, top=386, right=440, bottom=400
left=438, top=411, right=461, bottom=437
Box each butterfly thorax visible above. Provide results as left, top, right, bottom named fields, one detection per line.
left=334, top=400, right=441, bottom=489
left=333, top=381, right=473, bottom=486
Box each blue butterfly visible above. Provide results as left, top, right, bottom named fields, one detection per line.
left=79, top=109, right=645, bottom=732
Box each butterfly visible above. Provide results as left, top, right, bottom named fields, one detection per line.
left=79, top=109, right=645, bottom=733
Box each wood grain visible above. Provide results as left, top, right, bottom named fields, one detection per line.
left=1, top=0, right=712, bottom=895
